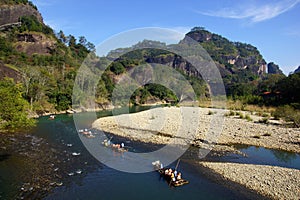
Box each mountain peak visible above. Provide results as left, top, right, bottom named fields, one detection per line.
left=182, top=27, right=267, bottom=76
left=184, top=27, right=213, bottom=43
left=267, top=62, right=284, bottom=75
left=294, top=66, right=300, bottom=74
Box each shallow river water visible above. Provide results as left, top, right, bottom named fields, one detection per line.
left=1, top=106, right=299, bottom=199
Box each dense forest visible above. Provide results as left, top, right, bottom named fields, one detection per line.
left=0, top=1, right=299, bottom=130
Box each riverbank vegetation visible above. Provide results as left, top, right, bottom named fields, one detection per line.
left=0, top=78, right=35, bottom=131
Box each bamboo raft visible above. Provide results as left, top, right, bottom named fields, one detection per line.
left=152, top=160, right=189, bottom=187
left=102, top=140, right=128, bottom=152
left=157, top=168, right=189, bottom=187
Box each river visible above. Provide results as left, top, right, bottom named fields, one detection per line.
left=0, top=106, right=299, bottom=199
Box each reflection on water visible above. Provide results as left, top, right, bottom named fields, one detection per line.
left=225, top=144, right=300, bottom=170
left=270, top=149, right=297, bottom=163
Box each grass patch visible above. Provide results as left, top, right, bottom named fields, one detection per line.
left=272, top=105, right=300, bottom=127
left=256, top=112, right=270, bottom=117
left=198, top=98, right=227, bottom=109
left=224, top=110, right=236, bottom=117
left=258, top=117, right=269, bottom=124
left=237, top=112, right=244, bottom=119
left=227, top=100, right=276, bottom=113
left=245, top=114, right=253, bottom=121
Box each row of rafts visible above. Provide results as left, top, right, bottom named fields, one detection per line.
left=65, top=127, right=189, bottom=187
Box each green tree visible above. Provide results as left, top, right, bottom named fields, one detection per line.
left=57, top=30, right=67, bottom=44
left=79, top=36, right=87, bottom=46
left=0, top=78, right=35, bottom=130
left=68, top=35, right=76, bottom=47
left=275, top=72, right=300, bottom=105
left=110, top=62, right=125, bottom=75
left=86, top=42, right=96, bottom=52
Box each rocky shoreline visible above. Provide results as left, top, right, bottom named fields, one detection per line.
left=199, top=162, right=300, bottom=200
left=93, top=106, right=300, bottom=200
left=93, top=107, right=300, bottom=153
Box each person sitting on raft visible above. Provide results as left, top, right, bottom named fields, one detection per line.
left=168, top=169, right=173, bottom=176
left=112, top=143, right=126, bottom=149
left=165, top=169, right=169, bottom=175
left=112, top=144, right=120, bottom=148
left=171, top=172, right=176, bottom=182
left=177, top=172, right=182, bottom=180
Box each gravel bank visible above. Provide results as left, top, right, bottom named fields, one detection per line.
left=92, top=107, right=300, bottom=153
left=92, top=106, right=300, bottom=200
left=200, top=162, right=300, bottom=200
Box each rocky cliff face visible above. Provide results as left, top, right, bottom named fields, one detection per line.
left=0, top=3, right=56, bottom=56
left=0, top=61, right=21, bottom=82
left=184, top=29, right=212, bottom=42
left=145, top=54, right=203, bottom=78
left=15, top=33, right=56, bottom=55
left=182, top=29, right=267, bottom=77
left=267, top=62, right=284, bottom=74
left=0, top=4, right=43, bottom=26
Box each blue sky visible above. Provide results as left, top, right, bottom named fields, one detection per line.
left=31, top=0, right=300, bottom=74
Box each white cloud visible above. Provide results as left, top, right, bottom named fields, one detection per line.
left=198, top=0, right=300, bottom=23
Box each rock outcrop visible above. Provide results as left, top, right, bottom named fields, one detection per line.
left=0, top=3, right=54, bottom=55
left=0, top=4, right=43, bottom=26
left=0, top=61, right=21, bottom=82
left=181, top=29, right=267, bottom=76
left=15, top=33, right=56, bottom=55
left=267, top=62, right=284, bottom=74
left=184, top=29, right=212, bottom=42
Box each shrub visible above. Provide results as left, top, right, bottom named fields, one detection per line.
left=258, top=117, right=269, bottom=124
left=0, top=78, right=36, bottom=131
left=237, top=112, right=244, bottom=119
left=226, top=110, right=236, bottom=116
left=272, top=105, right=300, bottom=127
left=245, top=114, right=253, bottom=121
